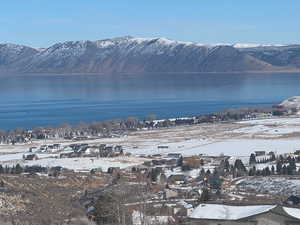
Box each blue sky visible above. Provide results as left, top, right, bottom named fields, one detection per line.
left=1, top=0, right=299, bottom=47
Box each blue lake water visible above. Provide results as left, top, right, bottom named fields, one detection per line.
left=1, top=73, right=300, bottom=130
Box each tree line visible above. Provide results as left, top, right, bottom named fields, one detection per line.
left=0, top=104, right=294, bottom=145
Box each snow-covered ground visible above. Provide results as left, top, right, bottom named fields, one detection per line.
left=127, top=138, right=300, bottom=157
left=23, top=156, right=146, bottom=172
left=239, top=117, right=300, bottom=126
left=0, top=152, right=58, bottom=162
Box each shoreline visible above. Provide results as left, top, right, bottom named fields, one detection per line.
left=1, top=70, right=300, bottom=77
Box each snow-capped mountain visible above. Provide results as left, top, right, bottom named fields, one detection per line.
left=0, top=36, right=299, bottom=74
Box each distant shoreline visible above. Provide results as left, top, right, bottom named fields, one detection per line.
left=1, top=70, right=300, bottom=76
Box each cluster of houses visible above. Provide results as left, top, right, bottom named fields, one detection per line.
left=20, top=141, right=300, bottom=224
left=83, top=147, right=300, bottom=225
left=60, top=143, right=125, bottom=158
left=24, top=143, right=126, bottom=161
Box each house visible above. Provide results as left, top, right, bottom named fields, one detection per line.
left=156, top=173, right=167, bottom=186
left=99, top=144, right=106, bottom=150
left=167, top=174, right=186, bottom=184
left=188, top=204, right=300, bottom=225
left=107, top=167, right=120, bottom=174
left=167, top=153, right=182, bottom=159
left=114, top=145, right=123, bottom=151
left=53, top=143, right=61, bottom=149
left=60, top=151, right=81, bottom=158
left=39, top=145, right=47, bottom=151
left=158, top=146, right=169, bottom=149
left=294, top=150, right=300, bottom=156
left=164, top=189, right=179, bottom=199
left=183, top=156, right=203, bottom=168
left=23, top=154, right=38, bottom=160
left=28, top=147, right=38, bottom=153
left=105, top=146, right=114, bottom=151
left=152, top=159, right=167, bottom=166
left=175, top=200, right=193, bottom=217
left=132, top=210, right=175, bottom=225
left=165, top=158, right=178, bottom=166
left=48, top=166, right=62, bottom=177
left=255, top=151, right=266, bottom=156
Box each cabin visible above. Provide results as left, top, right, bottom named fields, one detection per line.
left=188, top=204, right=300, bottom=225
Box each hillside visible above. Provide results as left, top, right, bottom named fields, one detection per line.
left=1, top=36, right=300, bottom=74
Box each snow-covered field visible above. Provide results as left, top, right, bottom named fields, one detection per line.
left=239, top=117, right=300, bottom=125
left=23, top=156, right=146, bottom=172
left=2, top=116, right=300, bottom=171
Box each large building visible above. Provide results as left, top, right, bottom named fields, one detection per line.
left=188, top=204, right=300, bottom=225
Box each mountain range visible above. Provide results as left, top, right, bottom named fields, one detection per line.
left=1, top=36, right=300, bottom=74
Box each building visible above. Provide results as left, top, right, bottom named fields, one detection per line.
left=132, top=210, right=175, bottom=225
left=23, top=154, right=38, bottom=160
left=188, top=204, right=300, bottom=225
left=167, top=174, right=186, bottom=184
left=255, top=151, right=266, bottom=156
left=167, top=153, right=182, bottom=158
left=294, top=150, right=300, bottom=156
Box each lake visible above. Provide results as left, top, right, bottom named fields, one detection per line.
left=0, top=73, right=300, bottom=130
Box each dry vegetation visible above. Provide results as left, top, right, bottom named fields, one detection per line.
left=0, top=173, right=108, bottom=225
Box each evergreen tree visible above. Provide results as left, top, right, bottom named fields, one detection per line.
left=282, top=165, right=287, bottom=175
left=206, top=169, right=211, bottom=176
left=271, top=165, right=275, bottom=174
left=287, top=165, right=293, bottom=175
left=265, top=167, right=271, bottom=176
left=15, top=164, right=23, bottom=174
left=4, top=165, right=9, bottom=174
left=177, top=156, right=183, bottom=167
left=199, top=188, right=210, bottom=202
left=276, top=161, right=282, bottom=174
left=199, top=168, right=206, bottom=177
left=249, top=153, right=256, bottom=165
left=234, top=159, right=246, bottom=172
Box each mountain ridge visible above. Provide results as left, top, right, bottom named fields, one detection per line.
left=0, top=36, right=299, bottom=74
